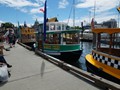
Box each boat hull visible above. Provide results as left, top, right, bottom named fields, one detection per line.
left=23, top=42, right=35, bottom=50
left=41, top=44, right=83, bottom=62
left=45, top=50, right=82, bottom=62
left=85, top=54, right=120, bottom=84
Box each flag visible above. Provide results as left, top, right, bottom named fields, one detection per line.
left=117, top=7, right=120, bottom=13
left=91, top=18, right=94, bottom=29
left=40, top=8, right=44, bottom=13
left=43, top=0, right=47, bottom=41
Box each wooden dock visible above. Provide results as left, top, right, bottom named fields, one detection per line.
left=0, top=43, right=119, bottom=90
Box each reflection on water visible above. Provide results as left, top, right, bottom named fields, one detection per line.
left=67, top=42, right=93, bottom=71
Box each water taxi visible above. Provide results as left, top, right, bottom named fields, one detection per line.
left=19, top=26, right=36, bottom=49
left=37, top=21, right=83, bottom=62
left=85, top=27, right=120, bottom=84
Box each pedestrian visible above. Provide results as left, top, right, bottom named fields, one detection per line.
left=0, top=55, right=11, bottom=82
left=0, top=55, right=12, bottom=68
left=12, top=33, right=16, bottom=47
left=8, top=31, right=13, bottom=48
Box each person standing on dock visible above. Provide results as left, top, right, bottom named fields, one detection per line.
left=8, top=30, right=15, bottom=48
left=12, top=33, right=16, bottom=47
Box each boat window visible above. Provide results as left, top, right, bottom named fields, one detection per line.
left=25, top=30, right=27, bottom=33
left=63, top=33, right=79, bottom=44
left=62, top=24, right=65, bottom=30
left=45, top=34, right=60, bottom=44
left=57, top=24, right=61, bottom=30
left=50, top=24, right=55, bottom=30
left=94, top=32, right=120, bottom=57
left=46, top=25, right=49, bottom=31
left=100, top=33, right=110, bottom=48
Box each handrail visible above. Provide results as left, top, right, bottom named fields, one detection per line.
left=35, top=49, right=120, bottom=90
left=17, top=42, right=32, bottom=50
left=18, top=42, right=120, bottom=90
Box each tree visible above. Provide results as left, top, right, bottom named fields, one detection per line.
left=1, top=22, right=14, bottom=29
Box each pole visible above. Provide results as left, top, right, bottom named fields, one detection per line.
left=73, top=0, right=75, bottom=28
left=42, top=0, right=47, bottom=52
left=118, top=1, right=120, bottom=28
left=89, top=11, right=91, bottom=25
left=94, top=0, right=96, bottom=20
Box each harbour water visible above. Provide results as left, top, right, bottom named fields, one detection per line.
left=65, top=41, right=93, bottom=71
left=68, top=42, right=119, bottom=84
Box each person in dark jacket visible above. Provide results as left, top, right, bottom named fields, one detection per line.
left=0, top=55, right=12, bottom=68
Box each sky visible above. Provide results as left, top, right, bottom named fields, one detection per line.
left=0, top=0, right=119, bottom=27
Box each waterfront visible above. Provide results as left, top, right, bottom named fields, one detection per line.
left=65, top=41, right=93, bottom=71
left=24, top=41, right=120, bottom=84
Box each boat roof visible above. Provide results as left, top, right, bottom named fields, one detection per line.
left=46, top=29, right=81, bottom=34
left=92, top=28, right=120, bottom=34
left=47, top=22, right=67, bottom=25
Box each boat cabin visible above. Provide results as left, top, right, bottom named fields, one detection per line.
left=38, top=22, right=81, bottom=50
left=92, top=28, right=120, bottom=57
left=44, top=22, right=80, bottom=44
left=20, top=27, right=36, bottom=43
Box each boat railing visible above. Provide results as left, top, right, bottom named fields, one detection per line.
left=94, top=48, right=120, bottom=57
left=92, top=49, right=120, bottom=61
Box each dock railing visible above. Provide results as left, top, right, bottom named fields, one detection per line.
left=18, top=42, right=120, bottom=90
left=35, top=49, right=120, bottom=90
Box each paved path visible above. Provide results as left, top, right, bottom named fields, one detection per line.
left=0, top=43, right=102, bottom=90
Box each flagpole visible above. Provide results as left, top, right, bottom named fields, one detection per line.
left=42, top=0, right=47, bottom=52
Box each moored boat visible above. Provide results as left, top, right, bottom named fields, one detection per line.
left=38, top=21, right=83, bottom=62
left=20, top=27, right=36, bottom=44
left=18, top=25, right=36, bottom=50
left=85, top=27, right=120, bottom=84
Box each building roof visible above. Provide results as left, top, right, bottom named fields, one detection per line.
left=47, top=17, right=58, bottom=22
left=92, top=28, right=120, bottom=34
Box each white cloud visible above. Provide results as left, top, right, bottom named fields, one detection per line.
left=0, top=20, right=4, bottom=23
left=61, top=18, right=81, bottom=26
left=59, top=0, right=69, bottom=8
left=74, top=0, right=119, bottom=26
left=0, top=0, right=40, bottom=8
left=30, top=7, right=44, bottom=14
left=19, top=8, right=29, bottom=13
left=0, top=20, right=4, bottom=26
left=0, top=0, right=45, bottom=14
left=76, top=0, right=118, bottom=12
left=35, top=0, right=45, bottom=5
left=61, top=11, right=118, bottom=27
left=32, top=15, right=44, bottom=23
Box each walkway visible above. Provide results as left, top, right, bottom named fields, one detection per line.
left=0, top=43, right=106, bottom=90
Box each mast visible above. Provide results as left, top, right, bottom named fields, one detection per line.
left=118, top=1, right=120, bottom=28
left=73, top=0, right=75, bottom=27
left=93, top=0, right=96, bottom=20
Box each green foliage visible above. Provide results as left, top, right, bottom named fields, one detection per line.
left=1, top=22, right=14, bottom=28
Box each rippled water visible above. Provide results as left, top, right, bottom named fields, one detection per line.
left=67, top=41, right=93, bottom=70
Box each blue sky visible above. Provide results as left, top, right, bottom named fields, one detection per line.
left=0, top=0, right=119, bottom=27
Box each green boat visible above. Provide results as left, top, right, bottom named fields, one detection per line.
left=38, top=22, right=83, bottom=62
